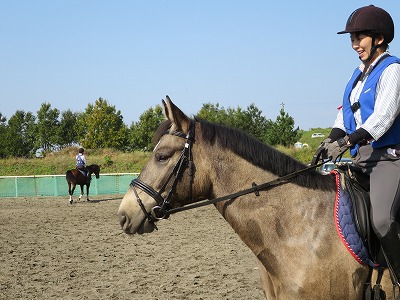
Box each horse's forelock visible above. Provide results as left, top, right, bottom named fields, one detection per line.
left=152, top=120, right=172, bottom=147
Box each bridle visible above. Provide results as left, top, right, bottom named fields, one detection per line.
left=130, top=119, right=326, bottom=230
left=130, top=121, right=195, bottom=230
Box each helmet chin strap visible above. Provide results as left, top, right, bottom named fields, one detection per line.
left=361, top=35, right=380, bottom=62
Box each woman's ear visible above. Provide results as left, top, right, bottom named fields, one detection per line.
left=375, top=34, right=385, bottom=46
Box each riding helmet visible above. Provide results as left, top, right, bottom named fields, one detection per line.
left=78, top=147, right=84, bottom=153
left=337, top=5, right=394, bottom=44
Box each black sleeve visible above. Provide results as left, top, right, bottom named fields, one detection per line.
left=328, top=128, right=346, bottom=141
left=348, top=128, right=372, bottom=145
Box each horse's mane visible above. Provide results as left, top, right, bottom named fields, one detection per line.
left=153, top=118, right=335, bottom=191
left=87, top=164, right=100, bottom=173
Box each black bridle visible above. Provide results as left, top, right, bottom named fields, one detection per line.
left=130, top=120, right=326, bottom=230
left=130, top=121, right=195, bottom=230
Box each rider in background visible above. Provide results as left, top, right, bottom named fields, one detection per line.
left=322, top=5, right=400, bottom=288
left=76, top=147, right=91, bottom=184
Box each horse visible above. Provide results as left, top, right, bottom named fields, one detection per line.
left=66, top=164, right=100, bottom=204
left=118, top=96, right=393, bottom=299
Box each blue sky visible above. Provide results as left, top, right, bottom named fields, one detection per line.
left=1, top=1, right=399, bottom=130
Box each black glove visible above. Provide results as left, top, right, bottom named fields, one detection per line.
left=326, top=136, right=350, bottom=162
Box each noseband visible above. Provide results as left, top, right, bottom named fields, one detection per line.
left=130, top=121, right=195, bottom=229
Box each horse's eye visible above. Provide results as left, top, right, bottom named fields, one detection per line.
left=156, top=153, right=170, bottom=163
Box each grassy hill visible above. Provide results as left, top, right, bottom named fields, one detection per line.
left=0, top=128, right=335, bottom=176
left=0, top=147, right=150, bottom=176
left=298, top=127, right=332, bottom=148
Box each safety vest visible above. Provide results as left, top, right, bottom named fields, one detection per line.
left=76, top=154, right=85, bottom=167
left=342, top=55, right=400, bottom=156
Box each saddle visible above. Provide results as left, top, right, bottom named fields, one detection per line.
left=78, top=169, right=87, bottom=177
left=337, top=166, right=388, bottom=300
left=339, top=165, right=382, bottom=263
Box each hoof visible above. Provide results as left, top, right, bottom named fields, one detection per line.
left=87, top=199, right=90, bottom=202
left=69, top=199, right=73, bottom=204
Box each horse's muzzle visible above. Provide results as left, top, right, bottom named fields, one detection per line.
left=118, top=211, right=133, bottom=234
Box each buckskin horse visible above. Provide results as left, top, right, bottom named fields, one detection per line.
left=66, top=164, right=100, bottom=204
left=118, top=97, right=394, bottom=299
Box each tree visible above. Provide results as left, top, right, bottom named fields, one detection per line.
left=265, top=103, right=301, bottom=147
left=36, top=102, right=60, bottom=152
left=197, top=102, right=271, bottom=143
left=197, top=103, right=228, bottom=124
left=78, top=98, right=129, bottom=150
left=57, top=110, right=79, bottom=148
left=130, top=105, right=165, bottom=151
left=5, top=110, right=37, bottom=157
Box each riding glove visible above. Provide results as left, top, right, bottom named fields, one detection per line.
left=326, top=136, right=351, bottom=162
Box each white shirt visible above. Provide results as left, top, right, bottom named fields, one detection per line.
left=333, top=52, right=400, bottom=141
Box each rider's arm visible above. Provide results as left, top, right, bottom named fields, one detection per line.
left=360, top=63, right=400, bottom=141
left=82, top=155, right=87, bottom=166
left=329, top=108, right=346, bottom=142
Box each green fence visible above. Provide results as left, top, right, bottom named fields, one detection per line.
left=0, top=173, right=139, bottom=198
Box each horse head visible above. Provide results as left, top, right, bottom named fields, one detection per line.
left=89, top=164, right=101, bottom=179
left=118, top=96, right=212, bottom=234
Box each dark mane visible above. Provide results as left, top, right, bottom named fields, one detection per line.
left=153, top=118, right=335, bottom=190
left=195, top=117, right=335, bottom=190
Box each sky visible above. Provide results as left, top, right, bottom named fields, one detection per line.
left=1, top=1, right=400, bottom=130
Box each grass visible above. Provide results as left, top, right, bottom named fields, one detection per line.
left=0, top=147, right=150, bottom=176
left=1, top=128, right=339, bottom=176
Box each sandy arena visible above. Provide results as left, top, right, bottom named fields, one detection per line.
left=0, top=196, right=264, bottom=299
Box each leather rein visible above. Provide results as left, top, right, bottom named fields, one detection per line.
left=130, top=120, right=326, bottom=229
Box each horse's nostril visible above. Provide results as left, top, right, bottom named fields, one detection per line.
left=119, top=213, right=126, bottom=224
left=118, top=212, right=131, bottom=232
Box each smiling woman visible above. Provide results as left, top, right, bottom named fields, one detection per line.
left=324, top=5, right=400, bottom=291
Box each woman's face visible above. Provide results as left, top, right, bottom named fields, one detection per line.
left=350, top=32, right=384, bottom=62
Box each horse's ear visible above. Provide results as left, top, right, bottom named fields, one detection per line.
left=162, top=95, right=190, bottom=132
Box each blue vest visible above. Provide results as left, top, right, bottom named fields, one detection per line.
left=76, top=154, right=85, bottom=167
left=342, top=56, right=400, bottom=156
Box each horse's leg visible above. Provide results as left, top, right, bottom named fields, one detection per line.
left=257, top=260, right=276, bottom=300
left=86, top=184, right=90, bottom=201
left=79, top=185, right=84, bottom=201
left=69, top=182, right=75, bottom=204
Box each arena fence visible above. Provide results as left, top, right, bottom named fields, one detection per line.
left=0, top=173, right=139, bottom=198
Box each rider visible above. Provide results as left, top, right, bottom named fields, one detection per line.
left=321, top=5, right=400, bottom=287
left=76, top=147, right=91, bottom=184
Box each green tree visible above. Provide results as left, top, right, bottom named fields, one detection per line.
left=197, top=103, right=228, bottom=124
left=265, top=104, right=301, bottom=147
left=78, top=98, right=129, bottom=150
left=5, top=110, right=37, bottom=157
left=197, top=102, right=271, bottom=143
left=57, top=110, right=79, bottom=148
left=36, top=102, right=60, bottom=152
left=130, top=105, right=165, bottom=151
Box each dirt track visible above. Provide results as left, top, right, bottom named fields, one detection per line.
left=0, top=196, right=264, bottom=299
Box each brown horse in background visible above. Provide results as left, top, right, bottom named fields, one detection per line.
left=118, top=97, right=394, bottom=300
left=66, top=164, right=100, bottom=204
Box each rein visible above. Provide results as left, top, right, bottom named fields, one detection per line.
left=165, top=160, right=326, bottom=215
left=130, top=120, right=326, bottom=227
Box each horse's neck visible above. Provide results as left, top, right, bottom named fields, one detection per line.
left=207, top=153, right=338, bottom=269
left=207, top=153, right=276, bottom=198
